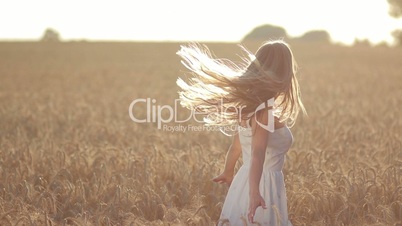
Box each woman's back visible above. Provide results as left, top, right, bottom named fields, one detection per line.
left=238, top=125, right=293, bottom=171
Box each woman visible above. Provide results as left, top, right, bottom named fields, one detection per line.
left=177, top=40, right=305, bottom=225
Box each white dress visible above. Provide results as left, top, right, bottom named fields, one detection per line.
left=218, top=125, right=293, bottom=226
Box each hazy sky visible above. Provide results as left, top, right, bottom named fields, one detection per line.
left=1, top=0, right=401, bottom=45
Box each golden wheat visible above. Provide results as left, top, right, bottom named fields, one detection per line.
left=0, top=42, right=400, bottom=225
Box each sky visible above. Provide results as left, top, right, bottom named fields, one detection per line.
left=1, top=0, right=401, bottom=45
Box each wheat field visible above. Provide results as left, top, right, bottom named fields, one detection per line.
left=0, top=41, right=401, bottom=225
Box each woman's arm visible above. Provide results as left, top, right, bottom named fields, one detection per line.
left=248, top=109, right=270, bottom=223
left=212, top=133, right=242, bottom=186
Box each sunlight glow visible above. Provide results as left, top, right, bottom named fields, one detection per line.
left=0, top=0, right=401, bottom=45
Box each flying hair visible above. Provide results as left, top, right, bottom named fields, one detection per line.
left=176, top=40, right=306, bottom=131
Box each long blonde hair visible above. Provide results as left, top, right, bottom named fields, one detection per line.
left=176, top=40, right=306, bottom=128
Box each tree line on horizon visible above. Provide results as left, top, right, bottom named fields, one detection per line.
left=38, top=26, right=370, bottom=46
left=241, top=24, right=331, bottom=44
left=388, top=0, right=402, bottom=45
